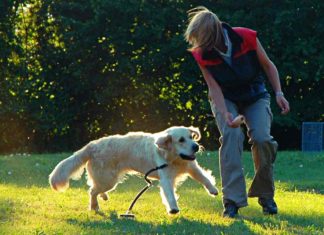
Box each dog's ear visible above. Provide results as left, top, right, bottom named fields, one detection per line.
left=155, top=134, right=172, bottom=150
left=189, top=126, right=201, bottom=141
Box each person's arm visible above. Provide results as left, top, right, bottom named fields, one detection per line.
left=199, top=65, right=238, bottom=127
left=256, top=38, right=290, bottom=115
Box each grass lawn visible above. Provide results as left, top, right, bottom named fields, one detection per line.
left=0, top=151, right=323, bottom=234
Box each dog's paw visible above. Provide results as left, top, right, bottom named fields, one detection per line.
left=99, top=193, right=109, bottom=201
left=208, top=187, right=219, bottom=196
left=169, top=208, right=180, bottom=214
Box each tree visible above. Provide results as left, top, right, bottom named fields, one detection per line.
left=0, top=0, right=323, bottom=152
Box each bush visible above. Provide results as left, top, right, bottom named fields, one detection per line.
left=0, top=0, right=323, bottom=152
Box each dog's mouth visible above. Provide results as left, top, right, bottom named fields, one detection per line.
left=179, top=153, right=196, bottom=161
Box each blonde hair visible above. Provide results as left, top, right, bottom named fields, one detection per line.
left=184, top=6, right=223, bottom=51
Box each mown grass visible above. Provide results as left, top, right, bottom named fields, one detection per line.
left=0, top=151, right=323, bottom=234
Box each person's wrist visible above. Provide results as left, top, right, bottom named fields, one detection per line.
left=275, top=91, right=284, bottom=97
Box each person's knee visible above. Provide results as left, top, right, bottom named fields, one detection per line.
left=249, top=131, right=272, bottom=145
left=251, top=135, right=278, bottom=164
left=222, top=127, right=244, bottom=142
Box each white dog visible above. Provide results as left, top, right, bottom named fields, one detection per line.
left=49, top=126, right=218, bottom=214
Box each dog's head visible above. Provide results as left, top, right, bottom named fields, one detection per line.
left=155, top=126, right=201, bottom=161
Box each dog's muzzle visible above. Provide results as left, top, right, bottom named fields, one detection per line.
left=179, top=143, right=199, bottom=161
left=179, top=153, right=196, bottom=161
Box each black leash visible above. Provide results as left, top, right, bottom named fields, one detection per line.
left=120, top=163, right=168, bottom=218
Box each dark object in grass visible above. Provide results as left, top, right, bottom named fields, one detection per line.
left=120, top=213, right=135, bottom=219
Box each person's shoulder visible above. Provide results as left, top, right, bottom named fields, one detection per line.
left=190, top=47, right=204, bottom=65
left=190, top=47, right=203, bottom=54
left=190, top=47, right=204, bottom=60
left=232, top=27, right=257, bottom=38
left=232, top=27, right=258, bottom=49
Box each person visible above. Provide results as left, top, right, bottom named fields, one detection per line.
left=184, top=6, right=290, bottom=218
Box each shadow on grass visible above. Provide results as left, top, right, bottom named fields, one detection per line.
left=278, top=212, right=324, bottom=233
left=96, top=199, right=324, bottom=235
left=66, top=209, right=324, bottom=234
left=67, top=211, right=256, bottom=234
left=241, top=204, right=324, bottom=234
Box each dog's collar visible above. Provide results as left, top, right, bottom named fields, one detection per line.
left=179, top=154, right=196, bottom=161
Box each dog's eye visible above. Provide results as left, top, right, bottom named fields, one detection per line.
left=179, top=137, right=185, bottom=143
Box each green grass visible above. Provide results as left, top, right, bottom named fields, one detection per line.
left=0, top=151, right=323, bottom=234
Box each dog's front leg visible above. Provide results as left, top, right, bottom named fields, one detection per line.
left=188, top=162, right=218, bottom=196
left=159, top=172, right=179, bottom=214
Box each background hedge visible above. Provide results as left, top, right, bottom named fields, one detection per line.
left=0, top=0, right=323, bottom=152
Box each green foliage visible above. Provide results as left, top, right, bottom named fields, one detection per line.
left=0, top=0, right=323, bottom=152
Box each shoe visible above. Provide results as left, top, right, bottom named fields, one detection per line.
left=223, top=201, right=239, bottom=218
left=258, top=197, right=278, bottom=215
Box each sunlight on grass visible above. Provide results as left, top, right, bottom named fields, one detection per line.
left=0, top=152, right=323, bottom=234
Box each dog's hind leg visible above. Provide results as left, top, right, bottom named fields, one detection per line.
left=99, top=192, right=108, bottom=201
left=89, top=187, right=100, bottom=211
left=97, top=175, right=121, bottom=202
left=86, top=158, right=123, bottom=211
left=90, top=184, right=117, bottom=211
left=88, top=172, right=121, bottom=211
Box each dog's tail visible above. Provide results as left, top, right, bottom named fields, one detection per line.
left=49, top=144, right=92, bottom=192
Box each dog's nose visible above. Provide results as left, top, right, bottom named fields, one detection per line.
left=192, top=144, right=199, bottom=152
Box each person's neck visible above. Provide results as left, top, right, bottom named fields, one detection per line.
left=217, top=35, right=227, bottom=54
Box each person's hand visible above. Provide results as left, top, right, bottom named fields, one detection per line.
left=276, top=96, right=290, bottom=115
left=223, top=112, right=243, bottom=128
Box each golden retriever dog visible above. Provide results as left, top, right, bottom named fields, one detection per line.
left=49, top=126, right=218, bottom=214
